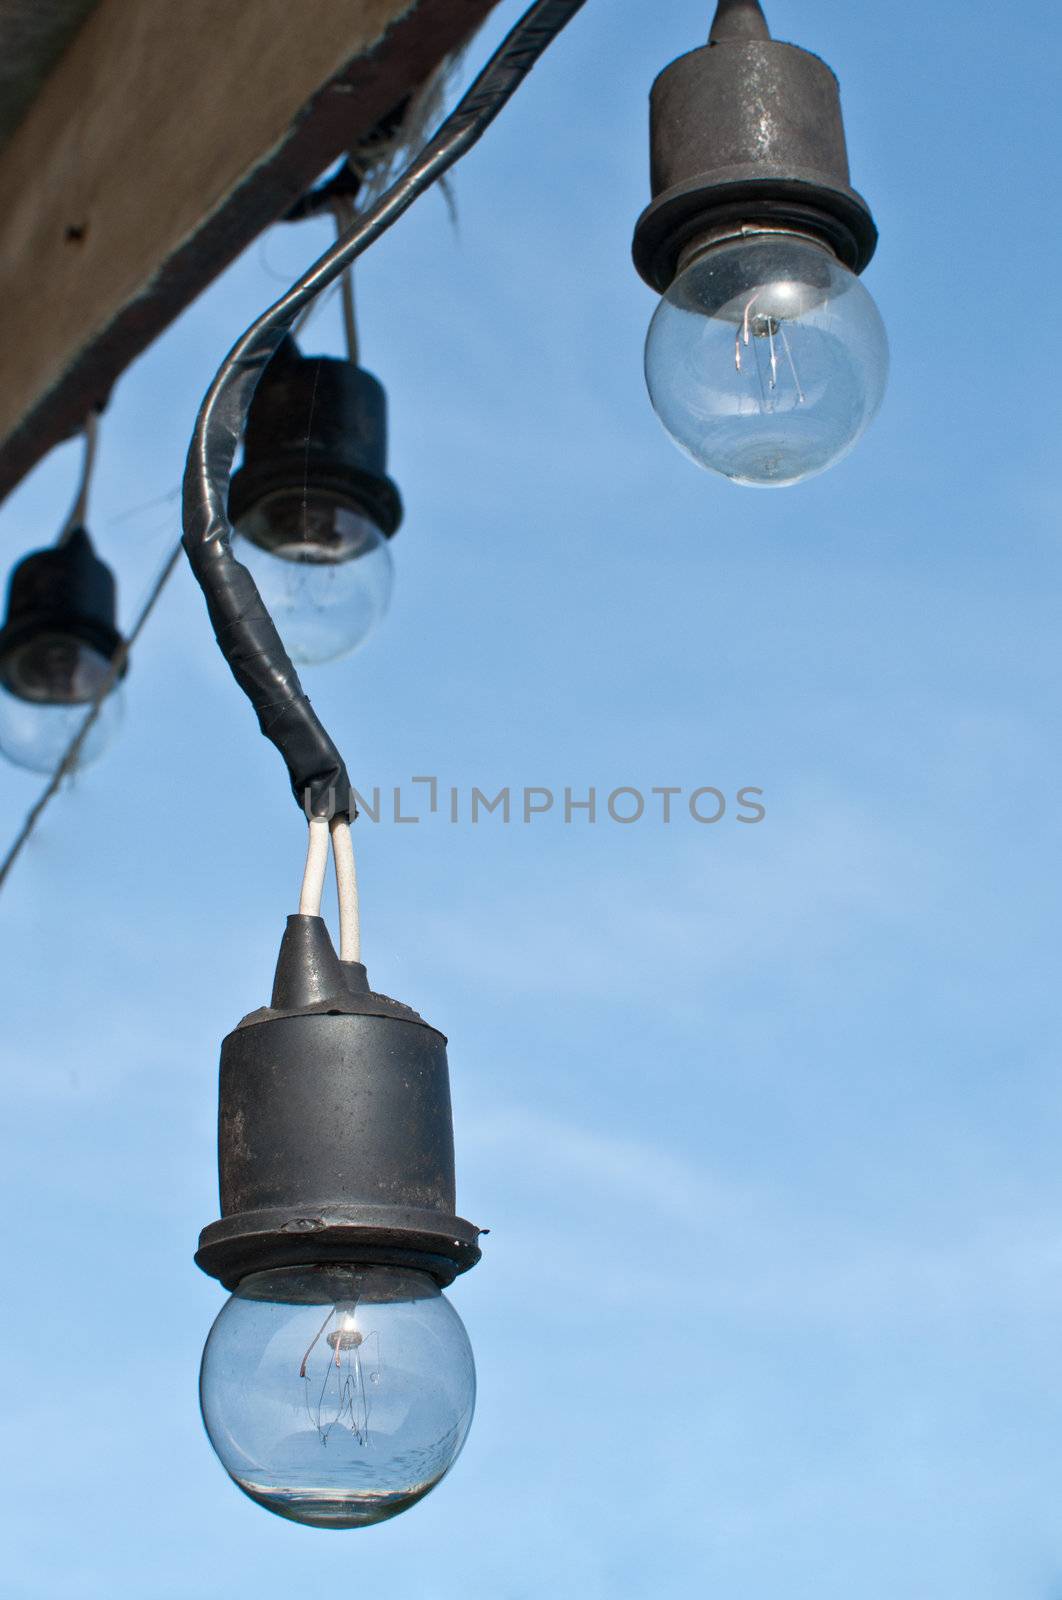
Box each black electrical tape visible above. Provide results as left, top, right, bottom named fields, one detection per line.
left=182, top=0, right=587, bottom=819
left=182, top=335, right=352, bottom=819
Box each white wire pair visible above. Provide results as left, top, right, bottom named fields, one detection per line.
left=298, top=815, right=361, bottom=964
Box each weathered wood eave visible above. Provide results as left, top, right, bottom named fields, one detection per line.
left=0, top=0, right=500, bottom=504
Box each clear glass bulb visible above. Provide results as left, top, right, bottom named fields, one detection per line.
left=200, top=1265, right=476, bottom=1529
left=0, top=633, right=122, bottom=773
left=644, top=233, right=888, bottom=486
left=233, top=489, right=393, bottom=665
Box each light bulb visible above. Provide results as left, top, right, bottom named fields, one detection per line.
left=200, top=1265, right=475, bottom=1528
left=0, top=633, right=122, bottom=773
left=644, top=233, right=888, bottom=486
left=233, top=490, right=393, bottom=666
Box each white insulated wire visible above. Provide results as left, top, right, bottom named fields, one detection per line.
left=295, top=816, right=361, bottom=963
left=298, top=815, right=330, bottom=917
left=330, top=817, right=361, bottom=964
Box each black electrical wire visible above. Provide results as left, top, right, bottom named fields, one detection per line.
left=182, top=0, right=587, bottom=820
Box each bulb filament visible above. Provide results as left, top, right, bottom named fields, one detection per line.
left=298, top=1303, right=382, bottom=1445
left=735, top=294, right=805, bottom=407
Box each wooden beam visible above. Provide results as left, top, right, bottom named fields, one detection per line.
left=0, top=0, right=500, bottom=503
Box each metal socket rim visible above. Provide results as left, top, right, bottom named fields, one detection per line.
left=196, top=1204, right=483, bottom=1290
left=632, top=171, right=878, bottom=292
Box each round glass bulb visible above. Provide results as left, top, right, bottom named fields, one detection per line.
left=0, top=632, right=122, bottom=773
left=644, top=233, right=888, bottom=486
left=200, top=1265, right=476, bottom=1529
left=233, top=489, right=393, bottom=665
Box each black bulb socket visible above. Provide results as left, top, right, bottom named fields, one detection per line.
left=228, top=336, right=402, bottom=545
left=0, top=526, right=125, bottom=702
left=195, top=915, right=482, bottom=1291
left=632, top=23, right=878, bottom=294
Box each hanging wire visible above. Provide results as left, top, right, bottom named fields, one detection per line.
left=293, top=199, right=360, bottom=352
left=57, top=410, right=100, bottom=544
left=182, top=0, right=587, bottom=823
left=332, top=198, right=359, bottom=363
left=182, top=0, right=585, bottom=961
left=0, top=536, right=184, bottom=892
left=290, top=55, right=463, bottom=347
left=105, top=483, right=181, bottom=529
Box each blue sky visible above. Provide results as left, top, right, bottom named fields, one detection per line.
left=2, top=0, right=1062, bottom=1594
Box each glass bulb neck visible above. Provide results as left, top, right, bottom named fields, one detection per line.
left=677, top=223, right=838, bottom=276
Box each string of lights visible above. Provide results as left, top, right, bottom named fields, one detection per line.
left=0, top=0, right=895, bottom=1537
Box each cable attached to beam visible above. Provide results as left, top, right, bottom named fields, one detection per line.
left=181, top=0, right=587, bottom=822
left=331, top=197, right=359, bottom=364
left=58, top=410, right=100, bottom=545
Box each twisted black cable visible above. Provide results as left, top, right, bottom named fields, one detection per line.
left=182, top=0, right=587, bottom=818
